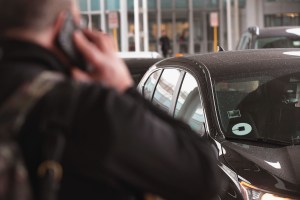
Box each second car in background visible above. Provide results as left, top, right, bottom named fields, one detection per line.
left=237, top=26, right=300, bottom=50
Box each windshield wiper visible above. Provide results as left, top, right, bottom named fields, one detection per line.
left=255, top=137, right=291, bottom=146
left=225, top=136, right=291, bottom=146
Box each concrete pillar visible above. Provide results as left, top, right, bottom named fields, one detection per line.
left=100, top=0, right=106, bottom=32
left=257, top=0, right=264, bottom=28
left=246, top=0, right=264, bottom=28
left=134, top=0, right=140, bottom=52
left=202, top=12, right=208, bottom=53
left=120, top=0, right=128, bottom=51
left=233, top=0, right=240, bottom=47
left=87, top=0, right=92, bottom=29
left=226, top=0, right=233, bottom=50
left=219, top=0, right=225, bottom=49
left=143, top=0, right=149, bottom=51
left=172, top=4, right=177, bottom=55
left=188, top=0, right=195, bottom=54
left=157, top=0, right=162, bottom=53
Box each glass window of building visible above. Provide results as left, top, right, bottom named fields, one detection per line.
left=193, top=0, right=205, bottom=8
left=76, top=0, right=300, bottom=56
left=176, top=0, right=187, bottom=8
left=148, top=1, right=156, bottom=9
left=105, top=0, right=119, bottom=11
left=91, top=0, right=100, bottom=11
left=91, top=14, right=101, bottom=30
left=161, top=0, right=173, bottom=9
left=77, top=0, right=88, bottom=11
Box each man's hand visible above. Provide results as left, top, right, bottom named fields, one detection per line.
left=72, top=29, right=133, bottom=93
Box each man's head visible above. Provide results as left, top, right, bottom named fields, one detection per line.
left=0, top=0, right=83, bottom=65
left=0, top=0, right=71, bottom=33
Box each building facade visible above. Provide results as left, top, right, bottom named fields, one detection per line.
left=77, top=0, right=300, bottom=55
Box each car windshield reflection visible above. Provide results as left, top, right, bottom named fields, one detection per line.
left=214, top=73, right=300, bottom=145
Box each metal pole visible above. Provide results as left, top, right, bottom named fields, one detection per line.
left=172, top=0, right=177, bottom=56
left=157, top=0, right=162, bottom=53
left=226, top=0, right=233, bottom=50
left=134, top=0, right=140, bottom=52
left=219, top=0, right=224, bottom=48
left=257, top=0, right=264, bottom=28
left=214, top=26, right=218, bottom=52
left=143, top=0, right=149, bottom=51
left=87, top=0, right=92, bottom=29
left=120, top=0, right=129, bottom=52
left=202, top=12, right=208, bottom=53
left=100, top=0, right=106, bottom=32
left=188, top=0, right=194, bottom=54
left=234, top=0, right=239, bottom=48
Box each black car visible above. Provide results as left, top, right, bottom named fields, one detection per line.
left=236, top=26, right=300, bottom=50
left=137, top=49, right=300, bottom=199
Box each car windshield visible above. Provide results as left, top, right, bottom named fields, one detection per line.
left=255, top=36, right=300, bottom=48
left=214, top=72, right=300, bottom=145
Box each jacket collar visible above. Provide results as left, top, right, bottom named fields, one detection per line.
left=0, top=38, right=70, bottom=75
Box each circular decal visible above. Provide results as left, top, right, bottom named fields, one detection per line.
left=232, top=123, right=252, bottom=136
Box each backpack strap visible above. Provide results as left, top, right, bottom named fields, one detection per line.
left=0, top=71, right=65, bottom=200
left=0, top=71, right=64, bottom=139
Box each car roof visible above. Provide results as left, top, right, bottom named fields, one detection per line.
left=124, top=58, right=163, bottom=73
left=124, top=57, right=163, bottom=84
left=118, top=51, right=162, bottom=59
left=254, top=26, right=300, bottom=38
left=156, top=48, right=300, bottom=77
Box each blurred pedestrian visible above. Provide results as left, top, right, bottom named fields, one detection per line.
left=0, top=0, right=221, bottom=200
left=179, top=29, right=189, bottom=53
left=159, top=30, right=171, bottom=58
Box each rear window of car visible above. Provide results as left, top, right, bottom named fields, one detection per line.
left=174, top=73, right=205, bottom=133
left=255, top=37, right=300, bottom=48
left=152, top=69, right=181, bottom=114
left=143, top=70, right=162, bottom=100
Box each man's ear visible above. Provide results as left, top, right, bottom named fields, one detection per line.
left=53, top=11, right=66, bottom=38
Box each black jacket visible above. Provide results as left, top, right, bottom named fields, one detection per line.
left=0, top=38, right=220, bottom=200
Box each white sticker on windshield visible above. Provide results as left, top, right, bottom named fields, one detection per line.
left=227, top=110, right=241, bottom=119
left=232, top=123, right=252, bottom=136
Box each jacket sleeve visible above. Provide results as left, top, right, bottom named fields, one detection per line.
left=41, top=81, right=221, bottom=200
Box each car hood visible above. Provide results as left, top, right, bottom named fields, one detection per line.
left=222, top=141, right=300, bottom=197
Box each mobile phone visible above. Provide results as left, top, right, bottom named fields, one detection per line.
left=56, top=12, right=89, bottom=71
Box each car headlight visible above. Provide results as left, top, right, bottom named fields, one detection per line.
left=240, top=181, right=296, bottom=200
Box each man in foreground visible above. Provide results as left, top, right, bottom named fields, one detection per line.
left=0, top=0, right=221, bottom=199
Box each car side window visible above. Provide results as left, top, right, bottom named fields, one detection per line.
left=174, top=73, right=205, bottom=133
left=143, top=70, right=162, bottom=100
left=237, top=33, right=250, bottom=50
left=152, top=68, right=181, bottom=114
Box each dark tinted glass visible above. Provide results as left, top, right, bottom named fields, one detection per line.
left=214, top=73, right=300, bottom=145
left=152, top=69, right=181, bottom=113
left=256, top=37, right=300, bottom=48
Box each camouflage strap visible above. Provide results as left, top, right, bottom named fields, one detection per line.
left=0, top=71, right=64, bottom=138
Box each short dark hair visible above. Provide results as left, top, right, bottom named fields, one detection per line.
left=0, top=0, right=71, bottom=32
